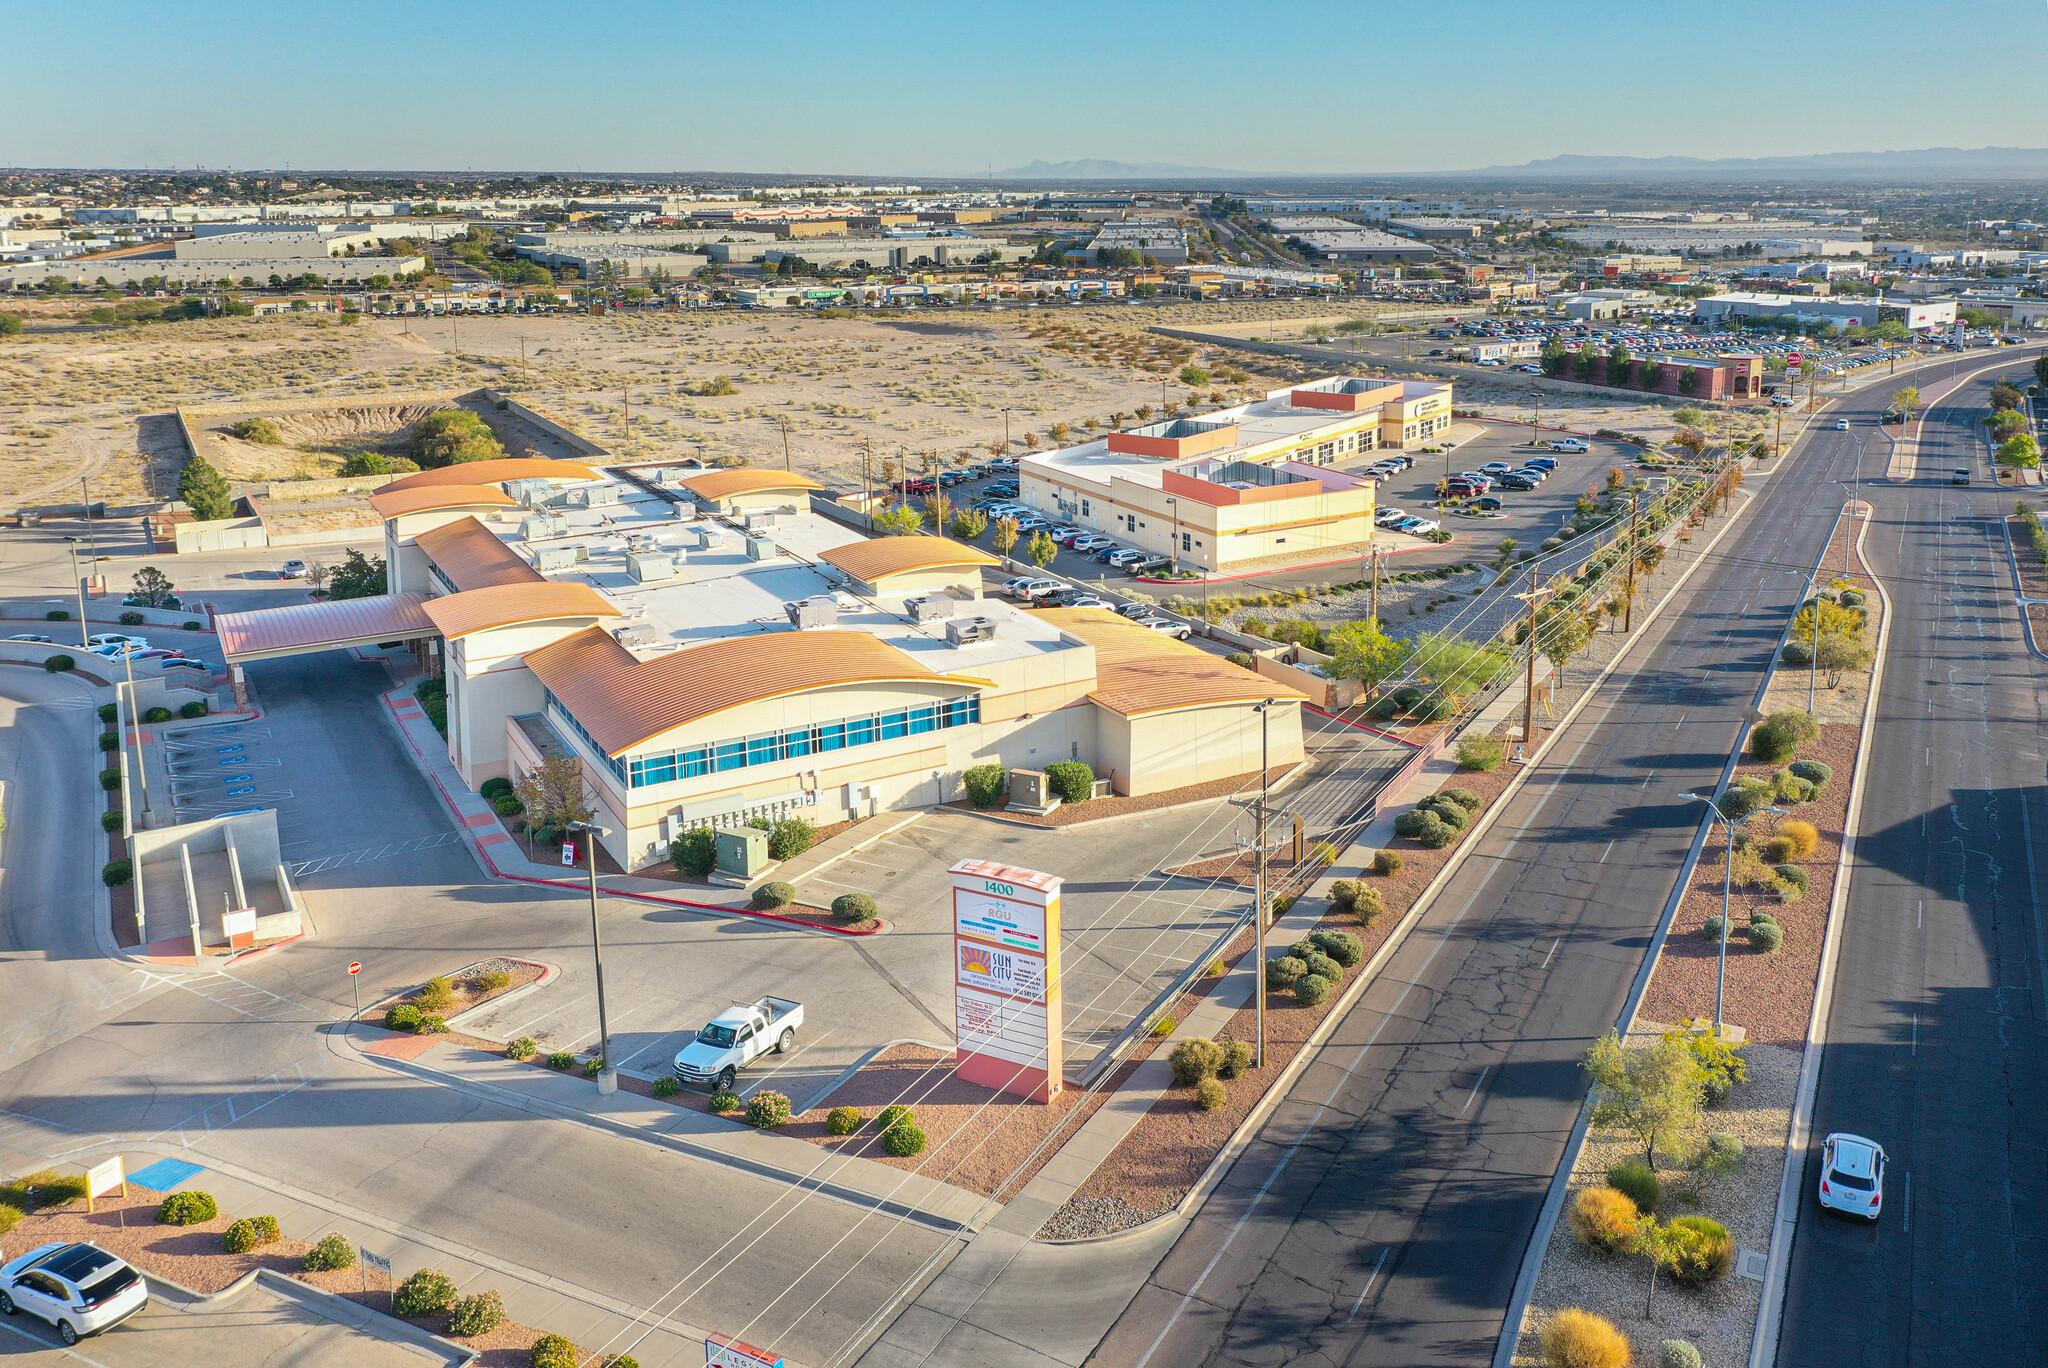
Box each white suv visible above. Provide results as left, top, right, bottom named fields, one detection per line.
left=0, top=1243, right=148, bottom=1344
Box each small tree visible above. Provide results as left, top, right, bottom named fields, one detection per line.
left=1325, top=618, right=1409, bottom=695
left=1813, top=632, right=1873, bottom=687
left=950, top=508, right=989, bottom=539
left=326, top=548, right=386, bottom=600
left=303, top=560, right=333, bottom=594
left=1026, top=531, right=1060, bottom=568
left=1997, top=433, right=2041, bottom=469
left=871, top=505, right=923, bottom=535
left=513, top=755, right=594, bottom=836
left=1890, top=386, right=1920, bottom=423
left=1583, top=1030, right=1705, bottom=1166
left=991, top=516, right=1020, bottom=557
left=130, top=566, right=177, bottom=607
left=177, top=456, right=236, bottom=522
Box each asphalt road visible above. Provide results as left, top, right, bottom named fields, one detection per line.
left=1079, top=347, right=2048, bottom=1368
left=1775, top=359, right=2048, bottom=1363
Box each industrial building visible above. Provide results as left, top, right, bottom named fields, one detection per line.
left=0, top=253, right=426, bottom=290
left=1277, top=227, right=1438, bottom=264
left=716, top=236, right=1008, bottom=269
left=210, top=458, right=1304, bottom=871
left=1083, top=221, right=1189, bottom=266
left=1387, top=217, right=1495, bottom=240
left=1694, top=292, right=1958, bottom=332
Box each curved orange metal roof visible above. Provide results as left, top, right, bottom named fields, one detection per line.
left=821, top=535, right=999, bottom=584
left=218, top=593, right=436, bottom=662
left=1033, top=608, right=1306, bottom=717
left=378, top=458, right=599, bottom=493
left=412, top=517, right=545, bottom=591
left=367, top=485, right=517, bottom=520
left=525, top=626, right=989, bottom=757
left=677, top=468, right=825, bottom=501
left=420, top=582, right=622, bottom=640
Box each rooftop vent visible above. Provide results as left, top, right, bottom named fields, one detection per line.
left=907, top=595, right=955, bottom=623
left=785, top=596, right=839, bottom=629
left=945, top=615, right=998, bottom=646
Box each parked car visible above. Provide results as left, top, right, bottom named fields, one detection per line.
left=1374, top=508, right=1408, bottom=527
left=87, top=634, right=148, bottom=650
left=1396, top=517, right=1441, bottom=534
left=1497, top=474, right=1539, bottom=491
left=1061, top=595, right=1115, bottom=610
left=278, top=559, right=309, bottom=579
left=158, top=659, right=212, bottom=673
left=1465, top=497, right=1506, bottom=513
left=1005, top=578, right=1062, bottom=601
left=1134, top=617, right=1192, bottom=640
left=672, top=997, right=805, bottom=1092
left=1102, top=548, right=1150, bottom=567
left=4, top=633, right=52, bottom=643
left=91, top=642, right=149, bottom=661
left=0, top=1242, right=149, bottom=1344
left=1479, top=462, right=1513, bottom=476
left=1550, top=439, right=1590, bottom=453
left=1044, top=525, right=1081, bottom=541
left=1524, top=456, right=1559, bottom=471
left=1817, top=1132, right=1886, bottom=1221
left=1014, top=518, right=1052, bottom=533
left=1070, top=534, right=1115, bottom=552
left=1125, top=556, right=1171, bottom=576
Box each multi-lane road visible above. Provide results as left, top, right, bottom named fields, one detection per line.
left=1072, top=347, right=2048, bottom=1368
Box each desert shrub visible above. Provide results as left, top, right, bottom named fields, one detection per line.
left=1226, top=651, right=1253, bottom=669
left=831, top=893, right=878, bottom=923
left=1328, top=878, right=1361, bottom=911
left=1045, top=760, right=1096, bottom=803
left=764, top=816, right=816, bottom=860
left=384, top=1003, right=422, bottom=1032
left=101, top=859, right=132, bottom=887
left=1837, top=589, right=1865, bottom=608
left=179, top=701, right=208, bottom=719
left=119, top=610, right=145, bottom=626
left=1195, top=1078, right=1228, bottom=1111
left=1169, top=1037, right=1226, bottom=1086
left=1663, top=1215, right=1735, bottom=1288
left=1, top=1170, right=87, bottom=1210
left=652, top=1075, right=680, bottom=1099
left=182, top=621, right=202, bottom=631
left=546, top=1051, right=576, bottom=1070
left=222, top=1214, right=280, bottom=1253
left=1541, top=1308, right=1631, bottom=1368
left=416, top=976, right=456, bottom=1012
left=877, top=1103, right=915, bottom=1135
left=1293, top=973, right=1333, bottom=1006
left=530, top=1334, right=579, bottom=1368
left=1372, top=849, right=1403, bottom=876
left=1393, top=808, right=1439, bottom=839
left=709, top=1089, right=742, bottom=1113
left=1660, top=1341, right=1704, bottom=1368
left=1774, top=774, right=1815, bottom=805
left=1265, top=955, right=1308, bottom=988
left=1301, top=951, right=1344, bottom=983
left=45, top=655, right=76, bottom=672
left=303, top=1232, right=355, bottom=1272
left=883, top=1121, right=927, bottom=1156
left=1218, top=1039, right=1254, bottom=1079
left=157, top=1190, right=219, bottom=1225
left=1457, top=735, right=1505, bottom=771
left=1780, top=640, right=1812, bottom=666
left=1750, top=708, right=1819, bottom=762
left=962, top=762, right=1008, bottom=808
left=1347, top=884, right=1386, bottom=924
left=1719, top=776, right=1777, bottom=820
left=1438, top=787, right=1483, bottom=812
left=229, top=417, right=284, bottom=444
left=1702, top=1132, right=1744, bottom=1173
left=750, top=881, right=796, bottom=910
left=447, top=1289, right=506, bottom=1338
left=101, top=810, right=124, bottom=833
left=1410, top=694, right=1452, bottom=720
left=1759, top=835, right=1798, bottom=865
left=1414, top=813, right=1457, bottom=848
left=45, top=610, right=68, bottom=621
left=493, top=795, right=524, bottom=817
left=1701, top=914, right=1727, bottom=942
left=473, top=969, right=511, bottom=993
left=1417, top=797, right=1469, bottom=831
left=1607, top=1159, right=1661, bottom=1212
left=1788, top=759, right=1831, bottom=789
left=1775, top=864, right=1810, bottom=896
left=1311, top=929, right=1365, bottom=967
left=507, top=1036, right=537, bottom=1061
left=827, top=1106, right=865, bottom=1136
left=670, top=827, right=717, bottom=877
left=582, top=1055, right=604, bottom=1077
left=415, top=1014, right=448, bottom=1035
left=746, top=1090, right=792, bottom=1128
left=1775, top=818, right=1819, bottom=859
left=1152, top=1017, right=1177, bottom=1036
left=0, top=1204, right=19, bottom=1236
left=1748, top=918, right=1785, bottom=953
left=1568, top=1186, right=1641, bottom=1255
left=480, top=776, right=514, bottom=799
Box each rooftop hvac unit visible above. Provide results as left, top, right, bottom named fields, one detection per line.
left=784, top=596, right=839, bottom=629
left=613, top=625, right=658, bottom=648
left=907, top=595, right=955, bottom=623
left=585, top=484, right=621, bottom=507
left=534, top=544, right=588, bottom=571
left=521, top=512, right=567, bottom=540
left=743, top=510, right=779, bottom=530
left=692, top=527, right=726, bottom=550
left=505, top=478, right=553, bottom=508
left=945, top=615, right=998, bottom=646
left=744, top=535, right=778, bottom=562
left=626, top=552, right=675, bottom=583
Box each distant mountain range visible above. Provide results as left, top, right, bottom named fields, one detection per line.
left=1455, top=146, right=2048, bottom=178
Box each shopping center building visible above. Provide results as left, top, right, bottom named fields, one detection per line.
left=214, top=458, right=1304, bottom=871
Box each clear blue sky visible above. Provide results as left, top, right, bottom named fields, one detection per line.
left=9, top=0, right=2039, bottom=176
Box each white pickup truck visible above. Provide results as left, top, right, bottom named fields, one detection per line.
left=672, top=997, right=804, bottom=1091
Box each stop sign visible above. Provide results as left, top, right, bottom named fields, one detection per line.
left=347, top=962, right=362, bottom=975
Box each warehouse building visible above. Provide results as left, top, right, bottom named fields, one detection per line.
left=710, top=235, right=1007, bottom=268
left=212, top=459, right=1304, bottom=870
left=1694, top=291, right=1957, bottom=332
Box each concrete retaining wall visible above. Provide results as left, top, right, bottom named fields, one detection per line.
left=479, top=389, right=611, bottom=459
left=174, top=516, right=267, bottom=554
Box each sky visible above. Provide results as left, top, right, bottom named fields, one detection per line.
left=7, top=0, right=2041, bottom=177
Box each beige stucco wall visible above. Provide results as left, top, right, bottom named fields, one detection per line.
left=1108, top=699, right=1305, bottom=797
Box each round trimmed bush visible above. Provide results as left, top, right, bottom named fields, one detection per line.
left=1438, top=787, right=1483, bottom=812
left=480, top=777, right=514, bottom=800
left=100, top=768, right=123, bottom=791
left=962, top=762, right=1007, bottom=809
left=98, top=703, right=118, bottom=724
left=44, top=654, right=75, bottom=673
left=182, top=621, right=202, bottom=631
left=746, top=1089, right=792, bottom=1128
left=118, top=611, right=145, bottom=626
left=1310, top=929, right=1364, bottom=967
left=101, top=859, right=132, bottom=887
left=447, top=1289, right=505, bottom=1338
left=1541, top=1308, right=1631, bottom=1368
left=877, top=1103, right=914, bottom=1135
left=1410, top=694, right=1452, bottom=721
left=1218, top=1039, right=1254, bottom=1079
left=99, top=730, right=120, bottom=751
left=1293, top=973, right=1333, bottom=1006
left=1661, top=1341, right=1704, bottom=1368
left=492, top=795, right=523, bottom=817
left=1169, top=1037, right=1225, bottom=1086
left=1414, top=813, right=1457, bottom=848
left=1364, top=695, right=1401, bottom=721
left=156, top=1190, right=219, bottom=1225
left=1301, top=951, right=1344, bottom=983
left=222, top=1214, right=279, bottom=1253
left=1774, top=865, right=1808, bottom=902
left=1606, top=1159, right=1660, bottom=1212
left=1327, top=878, right=1361, bottom=911
left=652, top=1075, right=680, bottom=1099
left=45, top=610, right=68, bottom=621
left=384, top=1003, right=422, bottom=1032
left=1195, top=1078, right=1228, bottom=1111
left=1780, top=640, right=1813, bottom=666
left=143, top=706, right=173, bottom=723
left=1418, top=797, right=1469, bottom=830
left=101, top=809, right=124, bottom=833
left=546, top=1051, right=576, bottom=1070
left=1568, top=1186, right=1640, bottom=1255
left=531, top=1334, right=578, bottom=1368
left=1748, top=918, right=1785, bottom=953
left=709, top=1089, right=742, bottom=1113
left=1701, top=914, right=1727, bottom=942
left=831, top=892, right=878, bottom=923
left=303, top=1233, right=355, bottom=1272
left=1347, top=883, right=1386, bottom=924
left=750, top=881, right=796, bottom=910
left=582, top=1055, right=604, bottom=1076
left=1760, top=835, right=1798, bottom=865
left=1788, top=759, right=1832, bottom=789
left=506, top=1036, right=537, bottom=1061
left=1663, top=1215, right=1735, bottom=1288
left=827, top=1106, right=865, bottom=1136
left=882, top=1121, right=927, bottom=1156
left=1392, top=809, right=1436, bottom=839
left=1837, top=589, right=1865, bottom=608
left=1372, top=849, right=1402, bottom=876
left=1265, top=955, right=1307, bottom=989
left=178, top=701, right=208, bottom=719
left=1775, top=775, right=1815, bottom=805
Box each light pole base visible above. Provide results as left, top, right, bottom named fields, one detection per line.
left=1709, top=1022, right=1749, bottom=1045
left=596, top=1068, right=618, bottom=1095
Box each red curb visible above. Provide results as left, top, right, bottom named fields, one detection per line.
left=379, top=695, right=884, bottom=937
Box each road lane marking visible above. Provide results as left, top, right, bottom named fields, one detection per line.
left=1541, top=938, right=1562, bottom=970
left=1458, top=1065, right=1491, bottom=1117
left=1345, top=1246, right=1391, bottom=1322
left=1599, top=840, right=1615, bottom=863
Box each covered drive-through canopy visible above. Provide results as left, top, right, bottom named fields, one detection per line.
left=216, top=593, right=438, bottom=664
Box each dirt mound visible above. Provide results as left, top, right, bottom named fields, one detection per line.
left=263, top=402, right=453, bottom=444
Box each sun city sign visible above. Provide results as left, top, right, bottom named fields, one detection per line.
left=950, top=859, right=1063, bottom=1103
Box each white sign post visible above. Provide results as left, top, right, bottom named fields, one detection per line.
left=950, top=859, right=1063, bottom=1103
left=85, top=1156, right=124, bottom=1213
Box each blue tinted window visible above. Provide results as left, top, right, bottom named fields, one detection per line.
left=878, top=711, right=909, bottom=741
left=746, top=734, right=779, bottom=766
left=847, top=716, right=876, bottom=747
left=817, top=722, right=847, bottom=751
left=715, top=740, right=746, bottom=772
left=908, top=706, right=937, bottom=735
left=783, top=727, right=813, bottom=758
left=622, top=693, right=981, bottom=786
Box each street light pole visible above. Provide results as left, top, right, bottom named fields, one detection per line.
left=1252, top=699, right=1274, bottom=1068
left=1681, top=793, right=1789, bottom=1038
left=63, top=539, right=89, bottom=649
left=567, top=820, right=617, bottom=1094
left=80, top=477, right=97, bottom=563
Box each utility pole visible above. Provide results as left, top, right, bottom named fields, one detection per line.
left=861, top=436, right=874, bottom=513
left=64, top=539, right=89, bottom=649
left=779, top=416, right=793, bottom=473
left=1623, top=489, right=1641, bottom=632
left=1369, top=542, right=1383, bottom=628
left=567, top=821, right=617, bottom=1094
left=1513, top=572, right=1555, bottom=753
left=622, top=389, right=630, bottom=445
left=79, top=476, right=97, bottom=564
